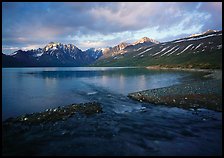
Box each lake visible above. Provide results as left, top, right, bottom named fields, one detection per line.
left=2, top=67, right=222, bottom=156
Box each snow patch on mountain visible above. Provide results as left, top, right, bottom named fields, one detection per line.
left=194, top=43, right=203, bottom=50
left=176, top=44, right=193, bottom=55
left=160, top=46, right=177, bottom=57
left=174, top=32, right=222, bottom=44
left=152, top=46, right=170, bottom=57
left=167, top=47, right=180, bottom=56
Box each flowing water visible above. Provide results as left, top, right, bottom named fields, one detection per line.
left=2, top=67, right=222, bottom=156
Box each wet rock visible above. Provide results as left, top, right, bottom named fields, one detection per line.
left=3, top=102, right=103, bottom=125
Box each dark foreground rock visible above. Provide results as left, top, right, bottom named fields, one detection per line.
left=3, top=102, right=103, bottom=125
left=128, top=79, right=222, bottom=112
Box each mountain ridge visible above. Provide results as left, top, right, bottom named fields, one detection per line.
left=100, top=37, right=159, bottom=59
left=2, top=30, right=222, bottom=68
left=92, top=30, right=222, bottom=69
left=3, top=42, right=103, bottom=67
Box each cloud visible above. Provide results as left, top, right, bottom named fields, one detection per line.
left=78, top=41, right=106, bottom=50
left=21, top=44, right=44, bottom=51
left=3, top=46, right=20, bottom=50
left=2, top=2, right=222, bottom=54
left=197, top=2, right=222, bottom=31
left=2, top=46, right=20, bottom=55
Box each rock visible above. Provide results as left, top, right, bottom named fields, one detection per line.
left=3, top=102, right=103, bottom=125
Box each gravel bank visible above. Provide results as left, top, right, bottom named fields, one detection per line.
left=128, top=78, right=222, bottom=112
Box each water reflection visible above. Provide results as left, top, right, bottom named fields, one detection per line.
left=44, top=77, right=57, bottom=88
left=25, top=70, right=102, bottom=79
left=24, top=68, right=188, bottom=80
left=119, top=75, right=125, bottom=92
left=102, top=75, right=109, bottom=85
left=138, top=75, right=146, bottom=90
left=23, top=67, right=190, bottom=95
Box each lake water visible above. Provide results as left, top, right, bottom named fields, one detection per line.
left=2, top=67, right=222, bottom=156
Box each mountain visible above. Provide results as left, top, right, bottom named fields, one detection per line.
left=2, top=42, right=103, bottom=67
left=84, top=48, right=103, bottom=59
left=39, top=42, right=86, bottom=66
left=100, top=37, right=159, bottom=59
left=92, top=30, right=222, bottom=69
left=2, top=30, right=222, bottom=69
left=2, top=53, right=29, bottom=67
left=101, top=42, right=130, bottom=59
left=124, top=37, right=160, bottom=52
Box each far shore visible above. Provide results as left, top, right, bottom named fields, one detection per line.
left=146, top=65, right=221, bottom=72
left=146, top=66, right=222, bottom=80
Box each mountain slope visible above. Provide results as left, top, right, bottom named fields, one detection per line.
left=2, top=53, right=31, bottom=67
left=92, top=30, right=222, bottom=69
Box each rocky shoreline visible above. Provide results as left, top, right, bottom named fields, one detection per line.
left=128, top=76, right=222, bottom=112
left=146, top=65, right=221, bottom=73
left=3, top=102, right=103, bottom=126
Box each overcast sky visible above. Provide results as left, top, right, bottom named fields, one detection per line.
left=2, top=2, right=222, bottom=54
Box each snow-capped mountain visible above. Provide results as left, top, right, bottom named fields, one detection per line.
left=132, top=37, right=160, bottom=45
left=2, top=36, right=160, bottom=67
left=4, top=42, right=103, bottom=67
left=93, top=30, right=222, bottom=69
left=43, top=42, right=82, bottom=58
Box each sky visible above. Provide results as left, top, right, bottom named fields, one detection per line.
left=2, top=2, right=222, bottom=54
